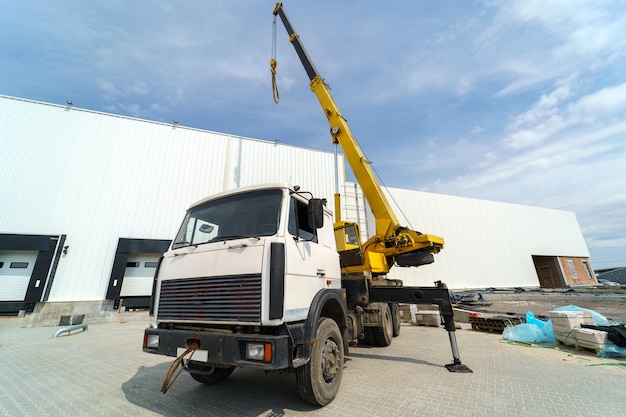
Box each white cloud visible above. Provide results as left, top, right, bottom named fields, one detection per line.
left=502, top=78, right=626, bottom=150
left=455, top=77, right=473, bottom=96
left=481, top=0, right=626, bottom=96
left=474, top=152, right=498, bottom=169
left=569, top=82, right=626, bottom=122
left=503, top=114, right=567, bottom=150
left=510, top=77, right=577, bottom=127
left=470, top=126, right=484, bottom=135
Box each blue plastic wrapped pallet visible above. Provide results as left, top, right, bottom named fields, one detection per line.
left=502, top=312, right=555, bottom=343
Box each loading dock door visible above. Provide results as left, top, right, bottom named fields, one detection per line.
left=120, top=254, right=160, bottom=297
left=105, top=238, right=171, bottom=309
left=0, top=234, right=64, bottom=314
left=0, top=251, right=38, bottom=302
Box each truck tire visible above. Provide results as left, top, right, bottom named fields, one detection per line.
left=391, top=303, right=401, bottom=337
left=296, top=318, right=344, bottom=406
left=189, top=365, right=235, bottom=385
left=372, top=303, right=393, bottom=347
left=362, top=327, right=376, bottom=345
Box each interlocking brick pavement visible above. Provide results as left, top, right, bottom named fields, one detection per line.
left=0, top=319, right=624, bottom=416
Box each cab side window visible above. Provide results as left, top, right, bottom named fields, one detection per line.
left=288, top=198, right=317, bottom=242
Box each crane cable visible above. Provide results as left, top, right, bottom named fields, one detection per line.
left=161, top=341, right=200, bottom=394
left=270, top=14, right=280, bottom=103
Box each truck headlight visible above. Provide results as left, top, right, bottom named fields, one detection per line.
left=146, top=334, right=160, bottom=349
left=246, top=342, right=272, bottom=362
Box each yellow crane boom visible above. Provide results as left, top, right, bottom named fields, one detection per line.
left=272, top=3, right=443, bottom=276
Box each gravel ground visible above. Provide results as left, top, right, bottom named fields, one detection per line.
left=453, top=287, right=626, bottom=322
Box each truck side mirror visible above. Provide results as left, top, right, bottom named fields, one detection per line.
left=308, top=198, right=325, bottom=229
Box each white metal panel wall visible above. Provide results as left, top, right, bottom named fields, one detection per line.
left=225, top=136, right=343, bottom=204
left=343, top=182, right=590, bottom=290
left=1, top=95, right=591, bottom=298
left=0, top=96, right=340, bottom=302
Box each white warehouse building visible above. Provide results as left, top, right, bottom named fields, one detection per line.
left=0, top=95, right=595, bottom=325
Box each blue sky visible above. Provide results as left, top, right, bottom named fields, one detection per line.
left=2, top=1, right=625, bottom=269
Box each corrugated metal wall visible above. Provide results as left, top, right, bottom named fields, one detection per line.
left=0, top=96, right=342, bottom=302
left=346, top=183, right=590, bottom=289
left=1, top=95, right=593, bottom=300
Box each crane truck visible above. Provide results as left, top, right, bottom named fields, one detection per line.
left=143, top=2, right=471, bottom=406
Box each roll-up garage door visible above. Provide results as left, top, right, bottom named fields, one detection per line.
left=119, top=254, right=160, bottom=297
left=0, top=251, right=38, bottom=302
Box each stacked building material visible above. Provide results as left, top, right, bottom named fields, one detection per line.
left=410, top=305, right=441, bottom=327
left=551, top=310, right=593, bottom=344
left=571, top=328, right=609, bottom=352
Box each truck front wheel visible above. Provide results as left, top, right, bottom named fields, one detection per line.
left=296, top=318, right=344, bottom=406
left=189, top=364, right=235, bottom=385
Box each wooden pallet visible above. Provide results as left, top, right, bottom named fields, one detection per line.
left=414, top=322, right=440, bottom=328
left=556, top=339, right=604, bottom=355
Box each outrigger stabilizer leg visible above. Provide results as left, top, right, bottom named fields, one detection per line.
left=443, top=323, right=473, bottom=373
left=433, top=281, right=472, bottom=373
left=369, top=280, right=473, bottom=373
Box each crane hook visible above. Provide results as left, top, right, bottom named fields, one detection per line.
left=271, top=13, right=280, bottom=104
left=270, top=58, right=280, bottom=104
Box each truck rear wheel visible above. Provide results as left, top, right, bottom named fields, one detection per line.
left=391, top=303, right=401, bottom=337
left=362, top=327, right=376, bottom=345
left=372, top=303, right=393, bottom=346
left=296, top=318, right=344, bottom=406
left=189, top=364, right=235, bottom=385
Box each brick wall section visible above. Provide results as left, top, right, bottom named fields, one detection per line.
left=533, top=256, right=596, bottom=288
left=559, top=256, right=596, bottom=286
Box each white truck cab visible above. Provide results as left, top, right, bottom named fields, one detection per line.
left=152, top=183, right=341, bottom=326
left=145, top=184, right=348, bottom=405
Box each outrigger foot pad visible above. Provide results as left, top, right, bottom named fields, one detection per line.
left=445, top=361, right=473, bottom=373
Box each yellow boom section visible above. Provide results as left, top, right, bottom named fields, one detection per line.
left=310, top=77, right=400, bottom=239
left=273, top=3, right=443, bottom=275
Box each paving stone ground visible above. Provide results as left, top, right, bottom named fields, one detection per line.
left=0, top=320, right=624, bottom=417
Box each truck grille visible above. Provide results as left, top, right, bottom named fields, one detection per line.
left=157, top=274, right=262, bottom=323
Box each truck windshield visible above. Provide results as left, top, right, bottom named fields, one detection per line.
left=172, top=189, right=283, bottom=249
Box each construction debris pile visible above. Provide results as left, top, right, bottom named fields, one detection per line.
left=502, top=305, right=626, bottom=357
left=401, top=289, right=625, bottom=358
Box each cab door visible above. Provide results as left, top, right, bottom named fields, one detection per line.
left=282, top=197, right=339, bottom=322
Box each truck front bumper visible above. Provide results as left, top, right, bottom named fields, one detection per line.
left=143, top=327, right=291, bottom=370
